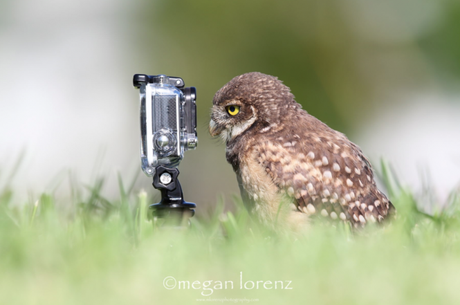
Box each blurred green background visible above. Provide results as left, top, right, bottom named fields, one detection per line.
left=1, top=0, right=460, bottom=212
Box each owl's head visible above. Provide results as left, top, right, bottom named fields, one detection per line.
left=209, top=72, right=299, bottom=142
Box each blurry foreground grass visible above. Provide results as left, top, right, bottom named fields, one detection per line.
left=1, top=162, right=460, bottom=305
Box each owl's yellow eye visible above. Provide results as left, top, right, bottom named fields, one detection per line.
left=226, top=105, right=240, bottom=116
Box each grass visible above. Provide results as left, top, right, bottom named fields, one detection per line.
left=1, top=161, right=460, bottom=305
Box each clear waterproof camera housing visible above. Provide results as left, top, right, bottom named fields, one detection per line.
left=133, top=74, right=197, bottom=176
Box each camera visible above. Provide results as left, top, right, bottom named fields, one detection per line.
left=133, top=74, right=197, bottom=176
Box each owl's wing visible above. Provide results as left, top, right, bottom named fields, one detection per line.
left=254, top=129, right=394, bottom=226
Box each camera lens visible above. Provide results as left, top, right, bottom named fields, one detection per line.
left=156, top=135, right=169, bottom=147
left=153, top=130, right=176, bottom=156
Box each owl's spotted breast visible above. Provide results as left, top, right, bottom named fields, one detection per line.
left=211, top=72, right=395, bottom=229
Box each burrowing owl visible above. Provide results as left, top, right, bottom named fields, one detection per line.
left=209, top=72, right=395, bottom=229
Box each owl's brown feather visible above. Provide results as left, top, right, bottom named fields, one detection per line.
left=210, top=72, right=395, bottom=229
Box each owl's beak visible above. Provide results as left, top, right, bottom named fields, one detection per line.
left=209, top=119, right=224, bottom=137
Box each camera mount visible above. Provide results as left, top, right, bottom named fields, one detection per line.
left=149, top=166, right=196, bottom=225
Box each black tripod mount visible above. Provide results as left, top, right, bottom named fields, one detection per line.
left=149, top=166, right=196, bottom=226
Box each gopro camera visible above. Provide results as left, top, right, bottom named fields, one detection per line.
left=133, top=74, right=197, bottom=176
